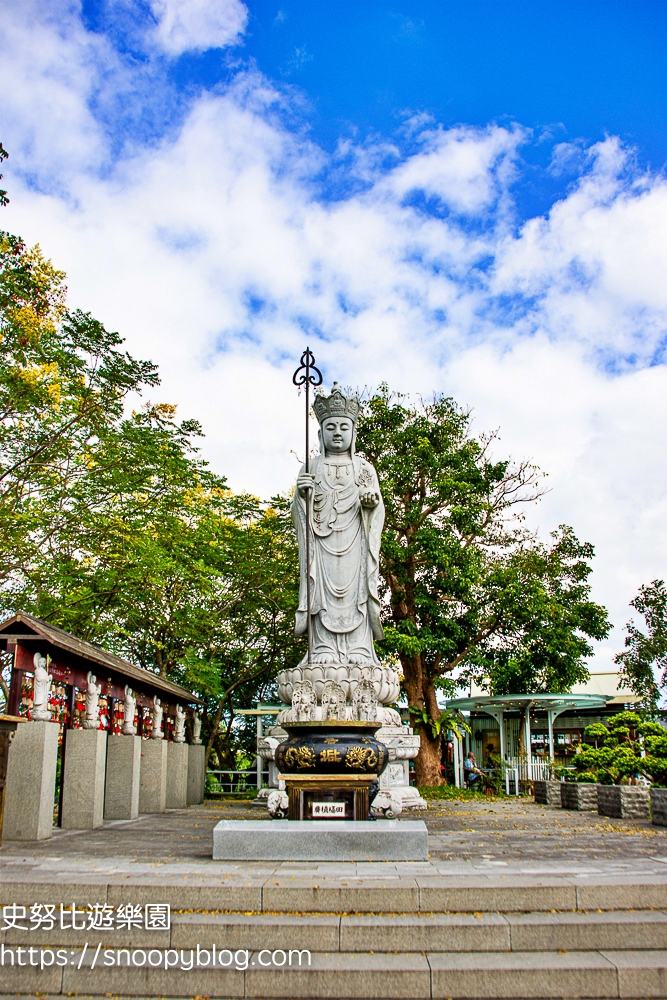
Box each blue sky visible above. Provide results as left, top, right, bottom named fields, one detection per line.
left=75, top=0, right=667, bottom=220
left=2, top=0, right=667, bottom=672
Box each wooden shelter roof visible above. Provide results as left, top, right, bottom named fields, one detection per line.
left=0, top=612, right=201, bottom=706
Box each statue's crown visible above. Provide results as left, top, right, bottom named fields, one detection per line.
left=313, top=382, right=360, bottom=424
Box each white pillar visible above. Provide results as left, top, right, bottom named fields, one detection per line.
left=524, top=702, right=534, bottom=780
left=548, top=711, right=555, bottom=762
left=452, top=733, right=460, bottom=787
left=256, top=713, right=263, bottom=789
left=3, top=721, right=59, bottom=841
left=61, top=728, right=107, bottom=830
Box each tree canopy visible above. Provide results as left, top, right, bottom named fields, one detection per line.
left=614, top=579, right=667, bottom=715
left=0, top=223, right=302, bottom=758
left=355, top=386, right=610, bottom=784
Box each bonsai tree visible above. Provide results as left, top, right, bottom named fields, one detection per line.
left=574, top=711, right=645, bottom=785
left=641, top=721, right=667, bottom=787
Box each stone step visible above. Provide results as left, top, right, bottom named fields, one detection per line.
left=2, top=874, right=667, bottom=912
left=1, top=948, right=666, bottom=998
left=4, top=909, right=667, bottom=954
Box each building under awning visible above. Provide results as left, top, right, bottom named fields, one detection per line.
left=444, top=693, right=611, bottom=764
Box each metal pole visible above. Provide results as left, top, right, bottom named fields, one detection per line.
left=305, top=361, right=312, bottom=667
left=292, top=347, right=322, bottom=668
left=548, top=710, right=555, bottom=762
left=256, top=713, right=263, bottom=790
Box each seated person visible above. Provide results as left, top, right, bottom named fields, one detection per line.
left=464, top=751, right=483, bottom=787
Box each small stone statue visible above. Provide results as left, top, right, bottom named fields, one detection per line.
left=292, top=680, right=316, bottom=722
left=83, top=671, right=102, bottom=729
left=31, top=652, right=52, bottom=722
left=267, top=789, right=289, bottom=819
left=353, top=675, right=378, bottom=722
left=321, top=680, right=347, bottom=721
left=174, top=704, right=186, bottom=743
left=121, top=685, right=136, bottom=735
left=150, top=695, right=164, bottom=739
left=192, top=710, right=202, bottom=745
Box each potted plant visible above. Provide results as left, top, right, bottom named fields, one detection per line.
left=560, top=771, right=598, bottom=811
left=640, top=721, right=667, bottom=826
left=573, top=712, right=649, bottom=819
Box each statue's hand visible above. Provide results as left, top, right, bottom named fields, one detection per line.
left=297, top=472, right=315, bottom=496
left=360, top=490, right=380, bottom=508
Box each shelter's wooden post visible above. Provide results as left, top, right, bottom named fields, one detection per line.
left=57, top=684, right=77, bottom=828
left=7, top=644, right=21, bottom=717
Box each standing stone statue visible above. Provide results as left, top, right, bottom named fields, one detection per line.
left=295, top=382, right=384, bottom=667
left=263, top=376, right=426, bottom=813
left=121, top=685, right=136, bottom=736
left=83, top=671, right=102, bottom=729
left=277, top=383, right=401, bottom=718
left=174, top=704, right=186, bottom=743
left=192, top=710, right=202, bottom=744
left=31, top=653, right=52, bottom=722
left=150, top=695, right=164, bottom=739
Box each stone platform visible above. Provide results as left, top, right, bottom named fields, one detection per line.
left=212, top=818, right=428, bottom=860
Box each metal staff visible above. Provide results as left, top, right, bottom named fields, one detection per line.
left=292, top=347, right=323, bottom=665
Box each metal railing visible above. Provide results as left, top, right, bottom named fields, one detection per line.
left=206, top=769, right=267, bottom=794
left=505, top=756, right=552, bottom=781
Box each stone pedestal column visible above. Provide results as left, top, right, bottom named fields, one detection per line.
left=166, top=742, right=188, bottom=809
left=373, top=726, right=426, bottom=815
left=138, top=739, right=167, bottom=814
left=104, top=734, right=141, bottom=820
left=187, top=744, right=206, bottom=805
left=3, top=721, right=59, bottom=841
left=61, top=728, right=107, bottom=830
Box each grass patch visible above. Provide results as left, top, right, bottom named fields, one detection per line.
left=418, top=785, right=530, bottom=800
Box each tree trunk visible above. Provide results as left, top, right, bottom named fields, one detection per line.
left=414, top=728, right=443, bottom=786
left=401, top=650, right=445, bottom=786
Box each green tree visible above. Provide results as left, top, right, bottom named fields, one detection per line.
left=0, top=223, right=303, bottom=757
left=614, top=580, right=667, bottom=715
left=0, top=230, right=159, bottom=591
left=356, top=387, right=609, bottom=785
left=574, top=711, right=666, bottom=785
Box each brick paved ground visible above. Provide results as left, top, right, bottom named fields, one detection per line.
left=0, top=797, right=665, bottom=880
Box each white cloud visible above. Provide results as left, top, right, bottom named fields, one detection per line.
left=2, top=3, right=667, bottom=670
left=150, top=0, right=248, bottom=55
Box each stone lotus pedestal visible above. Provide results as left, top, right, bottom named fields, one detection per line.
left=650, top=787, right=667, bottom=827
left=104, top=734, right=141, bottom=820
left=598, top=784, right=650, bottom=820
left=561, top=781, right=598, bottom=811
left=533, top=779, right=562, bottom=807
left=187, top=743, right=206, bottom=805
left=61, top=727, right=107, bottom=830
left=166, top=741, right=189, bottom=809
left=139, top=739, right=167, bottom=814
left=3, top=719, right=58, bottom=841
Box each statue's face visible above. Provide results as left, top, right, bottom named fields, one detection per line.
left=322, top=417, right=353, bottom=454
